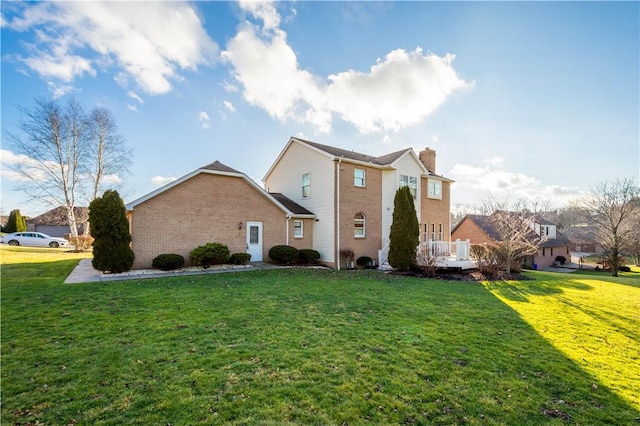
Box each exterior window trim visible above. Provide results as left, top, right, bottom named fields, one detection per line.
left=427, top=179, right=442, bottom=200
left=302, top=172, right=311, bottom=198
left=400, top=174, right=417, bottom=198
left=354, top=168, right=366, bottom=187
left=354, top=212, right=366, bottom=238
left=293, top=220, right=303, bottom=238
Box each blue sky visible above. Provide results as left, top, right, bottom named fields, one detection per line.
left=1, top=1, right=638, bottom=217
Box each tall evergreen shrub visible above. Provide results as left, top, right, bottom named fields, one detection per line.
left=388, top=186, right=419, bottom=271
left=89, top=190, right=134, bottom=273
left=5, top=209, right=27, bottom=233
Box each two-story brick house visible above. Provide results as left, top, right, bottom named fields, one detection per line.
left=126, top=137, right=455, bottom=270
left=264, top=137, right=454, bottom=268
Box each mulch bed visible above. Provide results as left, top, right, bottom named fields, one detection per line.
left=392, top=269, right=534, bottom=282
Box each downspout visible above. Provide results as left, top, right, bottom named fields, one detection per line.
left=286, top=214, right=291, bottom=246
left=336, top=157, right=342, bottom=270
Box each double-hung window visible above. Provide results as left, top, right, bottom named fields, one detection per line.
left=354, top=169, right=366, bottom=187
left=293, top=220, right=303, bottom=238
left=427, top=179, right=442, bottom=199
left=302, top=173, right=311, bottom=198
left=400, top=174, right=417, bottom=198
left=354, top=213, right=366, bottom=238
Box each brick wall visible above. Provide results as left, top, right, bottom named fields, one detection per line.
left=337, top=162, right=383, bottom=264
left=130, top=173, right=294, bottom=269
left=451, top=217, right=492, bottom=244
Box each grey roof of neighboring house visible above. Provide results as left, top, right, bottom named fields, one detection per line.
left=295, top=137, right=410, bottom=166
left=269, top=193, right=315, bottom=216
left=454, top=212, right=571, bottom=247
left=28, top=206, right=88, bottom=225
left=200, top=160, right=243, bottom=174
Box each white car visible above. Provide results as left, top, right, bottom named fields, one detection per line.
left=1, top=232, right=69, bottom=248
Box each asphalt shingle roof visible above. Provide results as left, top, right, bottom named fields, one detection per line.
left=294, top=137, right=410, bottom=166
left=28, top=206, right=88, bottom=225
left=269, top=193, right=315, bottom=215
left=200, top=161, right=242, bottom=174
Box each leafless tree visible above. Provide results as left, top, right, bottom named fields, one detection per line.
left=478, top=196, right=546, bottom=274
left=86, top=107, right=131, bottom=202
left=7, top=97, right=131, bottom=239
left=580, top=178, right=640, bottom=276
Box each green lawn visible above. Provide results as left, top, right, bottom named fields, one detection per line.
left=2, top=246, right=638, bottom=425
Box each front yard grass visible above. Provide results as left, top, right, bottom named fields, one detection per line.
left=1, top=246, right=638, bottom=425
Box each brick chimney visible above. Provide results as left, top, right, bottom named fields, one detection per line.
left=419, top=147, right=436, bottom=174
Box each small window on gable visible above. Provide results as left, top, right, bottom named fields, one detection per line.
left=293, top=220, right=303, bottom=238
left=427, top=179, right=442, bottom=199
left=302, top=173, right=310, bottom=198
left=400, top=174, right=417, bottom=198
left=354, top=168, right=366, bottom=187
left=354, top=212, right=366, bottom=238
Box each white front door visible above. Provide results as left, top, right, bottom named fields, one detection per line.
left=246, top=221, right=263, bottom=262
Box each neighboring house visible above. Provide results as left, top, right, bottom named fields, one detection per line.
left=125, top=161, right=315, bottom=270
left=562, top=225, right=601, bottom=253
left=27, top=206, right=88, bottom=237
left=264, top=137, right=458, bottom=268
left=452, top=212, right=571, bottom=268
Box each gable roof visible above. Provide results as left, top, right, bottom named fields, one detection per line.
left=453, top=212, right=571, bottom=247
left=126, top=161, right=315, bottom=218
left=298, top=137, right=410, bottom=166
left=201, top=160, right=242, bottom=174
left=264, top=136, right=439, bottom=182
left=453, top=214, right=502, bottom=240
left=29, top=206, right=89, bottom=225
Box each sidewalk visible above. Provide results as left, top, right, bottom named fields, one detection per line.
left=65, top=258, right=280, bottom=284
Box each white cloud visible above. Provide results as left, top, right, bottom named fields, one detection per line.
left=449, top=161, right=585, bottom=208
left=198, top=111, right=211, bottom=128
left=47, top=81, right=75, bottom=99
left=151, top=176, right=177, bottom=187
left=5, top=2, right=218, bottom=94
left=127, top=104, right=138, bottom=112
left=127, top=91, right=144, bottom=104
left=222, top=3, right=472, bottom=134
left=223, top=101, right=236, bottom=113
left=0, top=149, right=55, bottom=182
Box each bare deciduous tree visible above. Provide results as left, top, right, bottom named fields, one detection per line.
left=580, top=177, right=640, bottom=276
left=477, top=196, right=546, bottom=274
left=87, top=107, right=131, bottom=202
left=7, top=97, right=131, bottom=239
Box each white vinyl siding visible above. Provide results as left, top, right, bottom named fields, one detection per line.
left=264, top=141, right=336, bottom=262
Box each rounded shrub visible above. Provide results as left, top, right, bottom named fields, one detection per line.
left=230, top=253, right=251, bottom=265
left=190, top=242, right=230, bottom=267
left=299, top=249, right=320, bottom=264
left=618, top=265, right=631, bottom=272
left=152, top=253, right=185, bottom=271
left=268, top=245, right=299, bottom=264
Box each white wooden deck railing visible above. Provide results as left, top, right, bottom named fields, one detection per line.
left=423, top=239, right=471, bottom=261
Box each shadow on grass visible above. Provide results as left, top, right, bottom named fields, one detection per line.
left=2, top=268, right=639, bottom=424
left=483, top=274, right=593, bottom=303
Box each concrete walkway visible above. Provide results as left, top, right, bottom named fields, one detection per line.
left=65, top=258, right=280, bottom=284
left=539, top=261, right=596, bottom=274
